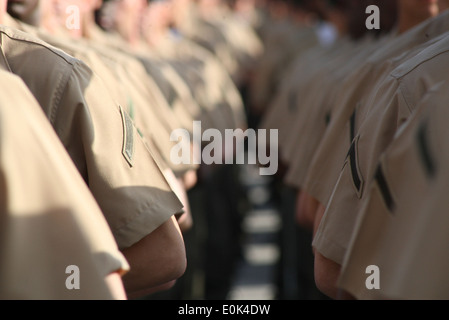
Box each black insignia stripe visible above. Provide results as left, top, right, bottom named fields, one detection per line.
left=166, top=83, right=177, bottom=108
left=375, top=165, right=395, bottom=212
left=325, top=112, right=331, bottom=126
left=348, top=141, right=362, bottom=192
left=417, top=122, right=436, bottom=178
left=350, top=110, right=356, bottom=143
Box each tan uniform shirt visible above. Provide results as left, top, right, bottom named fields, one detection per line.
left=279, top=37, right=357, bottom=165
left=85, top=34, right=199, bottom=175
left=152, top=35, right=215, bottom=132
left=305, top=11, right=449, bottom=206
left=259, top=41, right=333, bottom=164
left=201, top=5, right=264, bottom=86
left=258, top=42, right=330, bottom=133
left=0, top=70, right=129, bottom=299
left=250, top=19, right=318, bottom=114
left=313, top=31, right=449, bottom=265
left=338, top=85, right=449, bottom=299
left=176, top=2, right=240, bottom=85
left=32, top=25, right=198, bottom=178
left=82, top=26, right=197, bottom=154
left=153, top=32, right=247, bottom=131
left=284, top=36, right=382, bottom=189
left=0, top=25, right=183, bottom=249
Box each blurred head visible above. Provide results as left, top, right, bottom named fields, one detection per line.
left=37, top=0, right=100, bottom=36
left=0, top=0, right=6, bottom=23
left=286, top=0, right=320, bottom=25
left=398, top=0, right=438, bottom=20
left=297, top=0, right=337, bottom=21
left=142, top=0, right=173, bottom=33
left=198, top=0, right=222, bottom=8
left=98, top=0, right=146, bottom=42
left=54, top=0, right=99, bottom=16
left=7, top=0, right=40, bottom=25
left=233, top=0, right=256, bottom=13
left=52, top=0, right=89, bottom=25
left=346, top=0, right=398, bottom=39
left=439, top=0, right=449, bottom=11
left=397, top=0, right=438, bottom=33
left=266, top=0, right=290, bottom=19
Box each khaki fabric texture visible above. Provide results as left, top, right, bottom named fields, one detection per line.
left=0, top=26, right=183, bottom=249
left=84, top=25, right=199, bottom=174
left=198, top=4, right=263, bottom=85
left=338, top=85, right=449, bottom=299
left=284, top=36, right=382, bottom=189
left=151, top=33, right=247, bottom=132
left=305, top=11, right=449, bottom=206
left=0, top=70, right=129, bottom=299
left=313, top=31, right=449, bottom=265
left=176, top=2, right=240, bottom=84
left=277, top=37, right=356, bottom=165
left=250, top=20, right=318, bottom=114
left=259, top=42, right=329, bottom=132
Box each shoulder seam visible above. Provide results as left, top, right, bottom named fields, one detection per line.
left=0, top=28, right=80, bottom=66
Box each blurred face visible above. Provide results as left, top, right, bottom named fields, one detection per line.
left=439, top=0, right=449, bottom=11
left=347, top=0, right=398, bottom=38
left=54, top=0, right=91, bottom=15
left=92, top=0, right=102, bottom=10
left=115, top=0, right=145, bottom=25
left=142, top=0, right=173, bottom=30
left=7, top=0, right=39, bottom=20
left=234, top=0, right=255, bottom=13
left=170, top=0, right=191, bottom=25
left=398, top=0, right=439, bottom=21
left=118, top=0, right=146, bottom=15
left=199, top=0, right=221, bottom=7
left=0, top=0, right=6, bottom=21
left=109, top=0, right=146, bottom=40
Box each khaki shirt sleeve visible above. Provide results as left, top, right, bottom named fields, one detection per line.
left=303, top=18, right=449, bottom=205
left=0, top=26, right=184, bottom=249
left=53, top=60, right=184, bottom=249
left=303, top=63, right=378, bottom=205
left=278, top=39, right=355, bottom=165
left=313, top=35, right=449, bottom=265
left=285, top=41, right=379, bottom=189
left=0, top=72, right=128, bottom=299
left=339, top=86, right=449, bottom=299
left=312, top=73, right=409, bottom=264
left=258, top=45, right=326, bottom=134
left=71, top=37, right=199, bottom=176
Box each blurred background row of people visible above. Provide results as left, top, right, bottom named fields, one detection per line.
left=257, top=0, right=449, bottom=300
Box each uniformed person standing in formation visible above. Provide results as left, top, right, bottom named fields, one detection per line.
left=253, top=0, right=395, bottom=300
left=0, top=0, right=264, bottom=300
left=2, top=0, right=190, bottom=299
left=0, top=60, right=129, bottom=300
left=256, top=0, right=449, bottom=300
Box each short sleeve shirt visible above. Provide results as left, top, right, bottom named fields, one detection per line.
left=338, top=85, right=449, bottom=299
left=313, top=31, right=449, bottom=264
left=0, top=26, right=183, bottom=249
left=305, top=11, right=449, bottom=206
left=0, top=70, right=129, bottom=299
